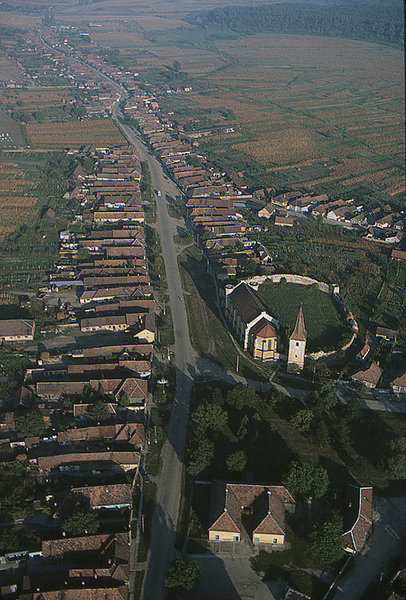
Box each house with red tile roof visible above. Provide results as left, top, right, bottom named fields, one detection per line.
left=57, top=423, right=145, bottom=447
left=351, top=361, right=383, bottom=389
left=342, top=485, right=373, bottom=554
left=208, top=481, right=295, bottom=545
left=70, top=484, right=132, bottom=510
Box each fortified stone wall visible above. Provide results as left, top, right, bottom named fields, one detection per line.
left=245, top=274, right=334, bottom=295
left=242, top=274, right=358, bottom=359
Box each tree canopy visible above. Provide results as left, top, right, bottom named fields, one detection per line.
left=226, top=449, right=247, bottom=473
left=387, top=437, right=406, bottom=479
left=191, top=402, right=228, bottom=433
left=283, top=461, right=329, bottom=500
left=310, top=512, right=345, bottom=565
left=189, top=1, right=404, bottom=49
left=63, top=510, right=99, bottom=537
left=15, top=409, right=46, bottom=438
left=166, top=557, right=201, bottom=591
left=188, top=437, right=215, bottom=476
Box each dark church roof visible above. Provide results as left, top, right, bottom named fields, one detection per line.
left=228, top=283, right=270, bottom=324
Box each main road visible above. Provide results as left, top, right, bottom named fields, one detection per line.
left=38, top=33, right=196, bottom=599
left=114, top=104, right=196, bottom=599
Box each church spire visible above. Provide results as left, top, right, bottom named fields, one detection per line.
left=290, top=305, right=307, bottom=342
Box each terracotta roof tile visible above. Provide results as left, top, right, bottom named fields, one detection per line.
left=290, top=306, right=307, bottom=342
left=70, top=484, right=132, bottom=508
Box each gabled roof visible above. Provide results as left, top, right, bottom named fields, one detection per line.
left=352, top=361, right=382, bottom=386
left=253, top=512, right=284, bottom=536
left=250, top=317, right=277, bottom=339
left=209, top=481, right=295, bottom=538
left=290, top=306, right=307, bottom=342
left=70, top=484, right=132, bottom=508
left=0, top=318, right=35, bottom=337
left=228, top=283, right=271, bottom=324
left=209, top=510, right=241, bottom=534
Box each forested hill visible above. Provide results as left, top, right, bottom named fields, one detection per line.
left=187, top=1, right=404, bottom=48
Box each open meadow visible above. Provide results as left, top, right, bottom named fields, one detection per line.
left=257, top=281, right=348, bottom=352
left=0, top=109, right=26, bottom=147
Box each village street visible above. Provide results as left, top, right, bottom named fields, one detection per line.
left=115, top=112, right=198, bottom=599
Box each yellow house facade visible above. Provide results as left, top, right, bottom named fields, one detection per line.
left=208, top=482, right=295, bottom=546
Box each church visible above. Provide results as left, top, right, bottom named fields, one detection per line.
left=224, top=282, right=306, bottom=371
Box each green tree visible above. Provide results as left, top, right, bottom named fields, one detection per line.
left=387, top=437, right=406, bottom=479
left=192, top=403, right=228, bottom=433
left=312, top=383, right=337, bottom=414
left=310, top=512, right=344, bottom=565
left=283, top=461, right=329, bottom=501
left=226, top=449, right=247, bottom=473
left=336, top=419, right=350, bottom=445
left=237, top=414, right=249, bottom=439
left=0, top=529, right=20, bottom=554
left=226, top=384, right=259, bottom=410
left=314, top=420, right=330, bottom=447
left=63, top=510, right=99, bottom=536
left=186, top=154, right=201, bottom=167
left=188, top=437, right=214, bottom=476
left=87, top=400, right=110, bottom=423
left=290, top=409, right=314, bottom=433
left=166, top=557, right=200, bottom=591
left=15, top=409, right=46, bottom=438
left=345, top=397, right=361, bottom=422
left=119, top=392, right=130, bottom=407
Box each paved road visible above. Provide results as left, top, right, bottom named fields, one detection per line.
left=332, top=496, right=406, bottom=600
left=185, top=555, right=282, bottom=600
left=38, top=35, right=195, bottom=599
left=115, top=112, right=196, bottom=599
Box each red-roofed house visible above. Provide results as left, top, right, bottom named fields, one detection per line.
left=208, top=481, right=295, bottom=545
left=342, top=485, right=373, bottom=554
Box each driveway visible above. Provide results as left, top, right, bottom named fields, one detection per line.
left=185, top=554, right=283, bottom=600
left=332, top=496, right=406, bottom=600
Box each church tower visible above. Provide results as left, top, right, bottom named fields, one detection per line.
left=287, top=306, right=307, bottom=373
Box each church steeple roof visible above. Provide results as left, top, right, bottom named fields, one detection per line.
left=290, top=306, right=307, bottom=342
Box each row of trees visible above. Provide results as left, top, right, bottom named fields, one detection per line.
left=189, top=1, right=404, bottom=48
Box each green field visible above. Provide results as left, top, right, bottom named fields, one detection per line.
left=258, top=281, right=348, bottom=352
left=0, top=109, right=26, bottom=147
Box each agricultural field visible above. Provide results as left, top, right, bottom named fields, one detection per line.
left=0, top=109, right=26, bottom=147
left=0, top=52, right=25, bottom=83
left=257, top=281, right=349, bottom=352
left=26, top=118, right=125, bottom=149
left=188, top=34, right=403, bottom=199
left=0, top=151, right=77, bottom=288
left=109, top=24, right=403, bottom=202
left=0, top=158, right=39, bottom=237
left=0, top=86, right=88, bottom=124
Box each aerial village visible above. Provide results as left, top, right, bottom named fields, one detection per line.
left=0, top=20, right=405, bottom=600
